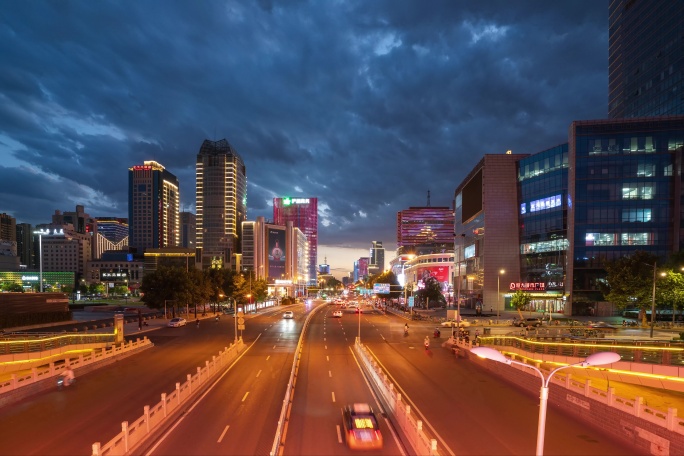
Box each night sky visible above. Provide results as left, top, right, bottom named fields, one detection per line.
left=0, top=1, right=608, bottom=277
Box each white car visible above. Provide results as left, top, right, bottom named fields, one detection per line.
left=168, top=317, right=187, bottom=327
left=441, top=319, right=471, bottom=328
left=283, top=311, right=294, bottom=319
left=332, top=310, right=343, bottom=318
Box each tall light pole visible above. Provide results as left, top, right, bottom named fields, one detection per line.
left=497, top=269, right=505, bottom=323
left=471, top=347, right=620, bottom=456
left=33, top=229, right=50, bottom=292
left=455, top=234, right=465, bottom=338
left=650, top=261, right=657, bottom=338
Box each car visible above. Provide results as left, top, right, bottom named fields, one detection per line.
left=441, top=319, right=471, bottom=328
left=168, top=318, right=187, bottom=327
left=341, top=403, right=383, bottom=450
left=354, top=307, right=363, bottom=313
left=283, top=311, right=294, bottom=319
left=332, top=310, right=343, bottom=318
left=512, top=317, right=543, bottom=327
left=588, top=321, right=618, bottom=330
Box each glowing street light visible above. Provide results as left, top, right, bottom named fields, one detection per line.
left=497, top=269, right=505, bottom=323
left=471, top=346, right=620, bottom=455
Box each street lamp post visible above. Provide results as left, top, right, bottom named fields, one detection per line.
left=455, top=234, right=465, bottom=339
left=497, top=269, right=505, bottom=323
left=650, top=261, right=657, bottom=338
left=471, top=346, right=620, bottom=456
left=33, top=229, right=50, bottom=292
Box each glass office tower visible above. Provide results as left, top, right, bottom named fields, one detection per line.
left=608, top=0, right=684, bottom=118
left=517, top=144, right=569, bottom=313
left=567, top=116, right=684, bottom=314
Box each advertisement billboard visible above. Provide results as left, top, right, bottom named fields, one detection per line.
left=373, top=283, right=390, bottom=294
left=417, top=265, right=450, bottom=289
left=268, top=228, right=286, bottom=279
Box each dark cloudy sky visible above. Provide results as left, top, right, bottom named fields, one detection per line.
left=0, top=1, right=608, bottom=277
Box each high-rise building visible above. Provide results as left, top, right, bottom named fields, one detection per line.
left=196, top=139, right=247, bottom=269
left=608, top=0, right=684, bottom=118
left=369, top=241, right=385, bottom=275
left=128, top=161, right=180, bottom=253
left=567, top=117, right=684, bottom=312
left=396, top=206, right=454, bottom=255
left=92, top=218, right=129, bottom=259
left=16, top=222, right=33, bottom=268
left=51, top=205, right=92, bottom=235
left=0, top=213, right=16, bottom=242
left=180, top=212, right=196, bottom=249
left=273, top=197, right=318, bottom=286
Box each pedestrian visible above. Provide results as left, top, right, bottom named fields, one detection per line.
left=475, top=329, right=480, bottom=339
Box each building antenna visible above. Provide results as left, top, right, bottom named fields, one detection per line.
left=427, top=189, right=431, bottom=207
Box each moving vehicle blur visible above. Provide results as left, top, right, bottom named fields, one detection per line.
left=341, top=403, right=383, bottom=450
left=283, top=311, right=294, bottom=319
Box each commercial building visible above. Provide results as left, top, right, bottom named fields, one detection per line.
left=273, top=197, right=317, bottom=286
left=128, top=161, right=180, bottom=253
left=567, top=116, right=684, bottom=315
left=87, top=251, right=143, bottom=293
left=0, top=213, right=15, bottom=242
left=241, top=216, right=308, bottom=297
left=517, top=144, right=569, bottom=314
left=369, top=241, right=385, bottom=275
left=91, top=218, right=129, bottom=259
left=32, top=224, right=91, bottom=288
left=453, top=153, right=528, bottom=314
left=196, top=139, right=247, bottom=269
left=396, top=206, right=454, bottom=256
left=608, top=0, right=684, bottom=118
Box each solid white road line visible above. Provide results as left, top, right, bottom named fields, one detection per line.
left=331, top=391, right=336, bottom=403
left=241, top=392, right=249, bottom=402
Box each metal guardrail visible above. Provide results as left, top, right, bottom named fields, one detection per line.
left=479, top=335, right=684, bottom=366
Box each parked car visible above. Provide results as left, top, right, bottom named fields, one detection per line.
left=440, top=319, right=471, bottom=328
left=332, top=310, right=343, bottom=318
left=283, top=311, right=294, bottom=319
left=341, top=403, right=383, bottom=450
left=512, top=317, right=542, bottom=327
left=167, top=318, right=187, bottom=327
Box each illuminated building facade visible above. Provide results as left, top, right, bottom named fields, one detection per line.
left=242, top=217, right=308, bottom=296
left=567, top=117, right=684, bottom=314
left=396, top=206, right=454, bottom=255
left=92, top=218, right=129, bottom=259
left=273, top=197, right=317, bottom=286
left=369, top=241, right=385, bottom=275
left=128, top=161, right=180, bottom=253
left=196, top=139, right=247, bottom=269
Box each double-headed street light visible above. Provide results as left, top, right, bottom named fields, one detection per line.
left=33, top=228, right=50, bottom=292
left=471, top=346, right=620, bottom=456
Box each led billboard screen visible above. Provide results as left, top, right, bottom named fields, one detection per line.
left=268, top=228, right=286, bottom=279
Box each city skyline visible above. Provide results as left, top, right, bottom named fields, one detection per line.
left=0, top=2, right=609, bottom=277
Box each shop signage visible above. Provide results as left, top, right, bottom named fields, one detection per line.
left=509, top=281, right=564, bottom=292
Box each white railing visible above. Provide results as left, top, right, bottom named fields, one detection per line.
left=0, top=338, right=152, bottom=395
left=446, top=336, right=684, bottom=437
left=354, top=340, right=439, bottom=456
left=91, top=339, right=245, bottom=456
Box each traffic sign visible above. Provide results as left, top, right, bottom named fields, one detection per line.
left=238, top=325, right=245, bottom=330
left=408, top=296, right=414, bottom=307
left=238, top=317, right=245, bottom=325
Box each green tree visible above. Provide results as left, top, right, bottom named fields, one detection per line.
left=112, top=285, right=128, bottom=296
left=89, top=283, right=106, bottom=296
left=2, top=282, right=24, bottom=292
left=656, top=269, right=684, bottom=324
left=510, top=290, right=531, bottom=319
left=370, top=270, right=401, bottom=303
left=415, top=277, right=445, bottom=309
left=601, top=251, right=658, bottom=324
left=139, top=266, right=193, bottom=311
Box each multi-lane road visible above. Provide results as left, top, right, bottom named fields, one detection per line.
left=0, top=300, right=640, bottom=455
